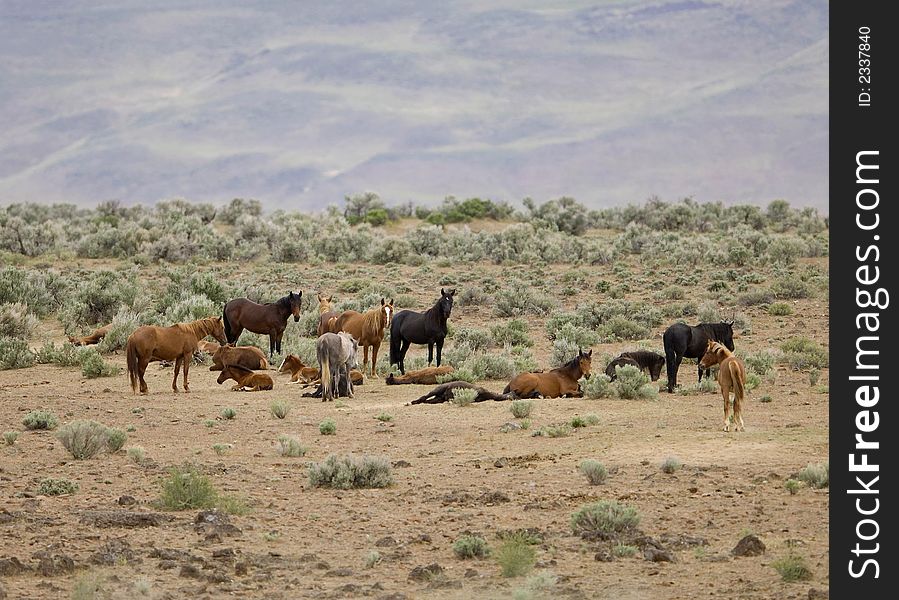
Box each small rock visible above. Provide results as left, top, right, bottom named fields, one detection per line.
left=206, top=569, right=230, bottom=584
left=808, top=588, right=828, bottom=599
left=464, top=568, right=478, bottom=578
left=594, top=550, right=613, bottom=562
left=212, top=548, right=235, bottom=559
left=0, top=557, right=29, bottom=576
left=117, top=495, right=136, bottom=506
left=643, top=548, right=676, bottom=563
left=89, top=539, right=136, bottom=566
left=499, top=422, right=521, bottom=433
left=179, top=564, right=203, bottom=579
left=326, top=567, right=354, bottom=577
left=732, top=534, right=766, bottom=557
left=392, top=460, right=412, bottom=468
left=409, top=563, right=443, bottom=582
left=33, top=552, right=75, bottom=577
left=234, top=561, right=250, bottom=576
left=375, top=536, right=398, bottom=547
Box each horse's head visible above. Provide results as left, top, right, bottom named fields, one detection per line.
left=317, top=294, right=333, bottom=313
left=648, top=354, right=666, bottom=381
left=210, top=317, right=228, bottom=345
left=381, top=298, right=395, bottom=328
left=718, top=321, right=735, bottom=351
left=289, top=291, right=303, bottom=322
left=278, top=355, right=296, bottom=373
left=216, top=367, right=231, bottom=385
left=438, top=288, right=456, bottom=320
left=700, top=341, right=727, bottom=368
left=578, top=348, right=593, bottom=379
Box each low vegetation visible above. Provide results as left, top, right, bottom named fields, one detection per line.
left=453, top=534, right=490, bottom=559
left=158, top=464, right=247, bottom=514
left=579, top=459, right=608, bottom=485
left=307, top=454, right=393, bottom=489
left=38, top=478, right=79, bottom=496
left=55, top=420, right=110, bottom=459
left=495, top=532, right=537, bottom=578
left=571, top=500, right=640, bottom=539
left=276, top=435, right=307, bottom=457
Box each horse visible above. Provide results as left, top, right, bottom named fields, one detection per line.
left=386, top=366, right=454, bottom=385
left=699, top=341, right=747, bottom=432
left=223, top=291, right=302, bottom=357
left=389, top=288, right=455, bottom=375
left=279, top=355, right=321, bottom=384
left=316, top=332, right=359, bottom=402
left=197, top=340, right=221, bottom=355
left=69, top=323, right=112, bottom=346
left=209, top=344, right=269, bottom=372
left=334, top=298, right=394, bottom=378
left=605, top=350, right=666, bottom=381
left=662, top=321, right=735, bottom=392
left=410, top=381, right=511, bottom=404
left=216, top=364, right=274, bottom=392
left=126, top=316, right=226, bottom=394
left=504, top=349, right=593, bottom=398
left=316, top=293, right=340, bottom=336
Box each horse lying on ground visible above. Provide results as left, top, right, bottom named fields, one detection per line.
left=127, top=317, right=227, bottom=394
left=663, top=321, right=735, bottom=392
left=386, top=366, right=454, bottom=385
left=278, top=355, right=364, bottom=386
left=216, top=364, right=274, bottom=391
left=605, top=350, right=666, bottom=381
left=197, top=340, right=221, bottom=354
left=699, top=341, right=746, bottom=432
left=209, top=344, right=269, bottom=371
left=302, top=370, right=356, bottom=399
left=504, top=349, right=592, bottom=398
left=316, top=293, right=340, bottom=336
left=334, top=298, right=393, bottom=378
left=317, top=331, right=359, bottom=402
left=223, top=291, right=303, bottom=357
left=390, top=288, right=455, bottom=374
left=69, top=324, right=112, bottom=346
left=410, top=381, right=511, bottom=404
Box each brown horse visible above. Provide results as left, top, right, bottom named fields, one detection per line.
left=69, top=323, right=112, bottom=346
left=334, top=298, right=394, bottom=378
left=216, top=364, right=274, bottom=391
left=223, top=291, right=302, bottom=357
left=209, top=344, right=269, bottom=371
left=700, top=341, right=747, bottom=432
left=279, top=354, right=321, bottom=384
left=126, top=317, right=226, bottom=394
left=316, top=294, right=340, bottom=336
left=197, top=340, right=221, bottom=355
left=504, top=349, right=593, bottom=398
left=385, top=366, right=454, bottom=385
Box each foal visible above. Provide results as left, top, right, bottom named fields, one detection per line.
left=699, top=341, right=747, bottom=432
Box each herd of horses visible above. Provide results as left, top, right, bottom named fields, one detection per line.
left=108, top=287, right=746, bottom=430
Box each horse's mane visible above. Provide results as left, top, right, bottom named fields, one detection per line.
left=700, top=322, right=732, bottom=338
left=361, top=305, right=386, bottom=340
left=224, top=363, right=254, bottom=374
left=707, top=341, right=732, bottom=357
left=554, top=353, right=586, bottom=373
left=178, top=317, right=220, bottom=339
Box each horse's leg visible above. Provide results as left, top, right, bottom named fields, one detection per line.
left=398, top=339, right=411, bottom=374
left=370, top=342, right=380, bottom=379
left=733, top=383, right=745, bottom=432
left=664, top=346, right=678, bottom=392
left=436, top=339, right=444, bottom=367
left=138, top=357, right=150, bottom=395
left=427, top=343, right=434, bottom=366
left=276, top=328, right=284, bottom=355
left=722, top=384, right=731, bottom=432
left=172, top=356, right=182, bottom=392
left=183, top=353, right=191, bottom=392
left=668, top=353, right=683, bottom=392
left=362, top=344, right=370, bottom=379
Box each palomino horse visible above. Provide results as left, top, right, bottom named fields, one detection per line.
left=504, top=349, right=593, bottom=398
left=316, top=332, right=359, bottom=402
left=662, top=321, right=735, bottom=392
left=700, top=340, right=747, bottom=432
left=316, top=294, right=340, bottom=336
left=223, top=291, right=302, bottom=357
left=126, top=316, right=226, bottom=394
left=216, top=364, right=274, bottom=391
left=389, top=289, right=455, bottom=374
left=334, top=298, right=393, bottom=378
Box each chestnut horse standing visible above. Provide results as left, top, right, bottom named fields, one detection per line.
left=504, top=349, right=593, bottom=398
left=223, top=291, right=302, bottom=357
left=699, top=341, right=747, bottom=432
left=334, top=298, right=393, bottom=378
left=126, top=316, right=226, bottom=394
left=316, top=293, right=340, bottom=336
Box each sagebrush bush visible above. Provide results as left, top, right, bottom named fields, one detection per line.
left=96, top=308, right=142, bottom=353
left=221, top=407, right=237, bottom=420
left=276, top=434, right=307, bottom=457
left=56, top=420, right=109, bottom=459
left=106, top=428, right=127, bottom=452
left=581, top=373, right=615, bottom=399
left=743, top=350, right=778, bottom=375
left=661, top=456, right=682, bottom=474
left=22, top=410, right=58, bottom=430
left=772, top=554, right=812, bottom=582
left=453, top=535, right=489, bottom=559
left=510, top=400, right=533, bottom=418
left=550, top=338, right=581, bottom=368
left=270, top=401, right=290, bottom=420
left=158, top=465, right=218, bottom=510
left=3, top=430, right=19, bottom=445
left=767, top=302, right=793, bottom=316
left=451, top=387, right=478, bottom=407
left=570, top=500, right=640, bottom=539
left=612, top=544, right=638, bottom=558
left=579, top=460, right=608, bottom=485
left=494, top=286, right=554, bottom=318
left=80, top=349, right=120, bottom=378
left=490, top=319, right=532, bottom=347
left=614, top=365, right=657, bottom=399
left=452, top=327, right=493, bottom=352
left=0, top=336, right=35, bottom=369
left=0, top=302, right=38, bottom=339
left=797, top=463, right=828, bottom=489
left=495, top=534, right=536, bottom=578
left=596, top=317, right=649, bottom=342
left=771, top=277, right=811, bottom=299
left=552, top=322, right=599, bottom=347
left=59, top=269, right=141, bottom=331
left=127, top=446, right=146, bottom=463
left=319, top=418, right=337, bottom=435
left=307, top=454, right=393, bottom=489
left=38, top=478, right=79, bottom=496
left=785, top=479, right=801, bottom=495
left=780, top=337, right=828, bottom=370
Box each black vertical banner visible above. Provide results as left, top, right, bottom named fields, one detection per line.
left=830, top=3, right=897, bottom=597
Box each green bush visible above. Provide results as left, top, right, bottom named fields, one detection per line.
left=661, top=456, right=682, bottom=474
left=797, top=463, right=828, bottom=489
left=221, top=407, right=237, bottom=420
left=270, top=401, right=290, bottom=420
left=106, top=428, right=127, bottom=452
left=38, top=478, right=79, bottom=496
left=743, top=350, right=778, bottom=375
left=582, top=373, right=615, bottom=399
left=738, top=290, right=775, bottom=307
left=127, top=446, right=146, bottom=463
left=451, top=387, right=478, bottom=407
left=3, top=430, right=19, bottom=445
left=579, top=460, right=608, bottom=485
left=307, top=454, right=393, bottom=489
left=452, top=327, right=493, bottom=352
left=490, top=319, right=533, bottom=347
left=570, top=500, right=640, bottom=539
left=80, top=349, right=120, bottom=378
left=785, top=479, right=801, bottom=495
left=780, top=337, right=828, bottom=370
left=0, top=302, right=38, bottom=339
left=319, top=418, right=337, bottom=435
left=614, top=365, right=657, bottom=399
left=0, top=337, right=35, bottom=369
left=772, top=277, right=811, bottom=299
left=772, top=554, right=812, bottom=582
left=494, top=287, right=554, bottom=318
left=158, top=465, right=218, bottom=510
left=276, top=434, right=307, bottom=457
left=23, top=410, right=58, bottom=430
left=56, top=420, right=109, bottom=459
left=495, top=534, right=536, bottom=578
left=767, top=302, right=793, bottom=315
left=96, top=308, right=142, bottom=353
left=510, top=400, right=533, bottom=419
left=453, top=535, right=489, bottom=559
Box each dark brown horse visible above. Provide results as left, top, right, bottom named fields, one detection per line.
left=334, top=298, right=394, bottom=378
left=126, top=316, right=227, bottom=394
left=316, top=293, right=340, bottom=336
left=504, top=349, right=593, bottom=398
left=223, top=291, right=302, bottom=357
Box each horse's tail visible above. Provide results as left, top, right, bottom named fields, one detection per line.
left=126, top=338, right=139, bottom=393
left=222, top=306, right=235, bottom=344
left=728, top=360, right=745, bottom=401
left=320, top=350, right=332, bottom=401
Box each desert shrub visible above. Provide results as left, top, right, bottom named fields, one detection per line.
left=270, top=401, right=290, bottom=420
left=96, top=308, right=142, bottom=353
left=510, top=400, right=533, bottom=419
left=486, top=321, right=530, bottom=351
left=453, top=535, right=490, bottom=559
left=437, top=365, right=478, bottom=384
left=38, top=478, right=79, bottom=496
left=614, top=365, right=656, bottom=399
left=696, top=301, right=721, bottom=323
left=596, top=317, right=649, bottom=342
left=0, top=337, right=35, bottom=369
left=163, top=293, right=218, bottom=324
left=550, top=338, right=580, bottom=368
left=612, top=544, right=638, bottom=558
left=375, top=412, right=393, bottom=422
left=743, top=349, right=778, bottom=375
left=785, top=479, right=801, bottom=495
left=158, top=465, right=218, bottom=510
left=212, top=443, right=233, bottom=456
left=59, top=269, right=141, bottom=331
left=533, top=423, right=572, bottom=438
left=780, top=337, right=828, bottom=370
left=494, top=286, right=554, bottom=318
left=571, top=500, right=640, bottom=539
left=0, top=303, right=38, bottom=339
left=797, top=463, right=828, bottom=489
left=451, top=387, right=478, bottom=407
left=0, top=267, right=66, bottom=317
left=106, top=428, right=127, bottom=452
left=452, top=327, right=493, bottom=351
left=766, top=237, right=808, bottom=264
left=808, top=368, right=821, bottom=386
left=552, top=322, right=599, bottom=347
left=23, top=409, right=58, bottom=430
left=221, top=407, right=237, bottom=420
left=319, top=418, right=337, bottom=435
left=127, top=446, right=146, bottom=463
left=276, top=435, right=307, bottom=457
left=581, top=373, right=614, bottom=399
left=4, top=431, right=19, bottom=445
left=579, top=460, right=608, bottom=485
left=660, top=286, right=685, bottom=300
left=56, top=420, right=109, bottom=459
left=495, top=534, right=536, bottom=578
left=738, top=290, right=775, bottom=306
left=661, top=456, right=682, bottom=474
left=772, top=554, right=812, bottom=582
left=457, top=286, right=490, bottom=307
left=307, top=454, right=393, bottom=489
left=463, top=352, right=517, bottom=380
left=569, top=414, right=599, bottom=428
left=35, top=341, right=80, bottom=366
left=771, top=277, right=811, bottom=299
left=768, top=302, right=793, bottom=315
left=80, top=349, right=120, bottom=378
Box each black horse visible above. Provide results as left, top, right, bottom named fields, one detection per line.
left=605, top=350, right=666, bottom=382
left=410, top=381, right=511, bottom=405
left=389, top=288, right=455, bottom=374
left=223, top=291, right=303, bottom=357
left=662, top=321, right=734, bottom=392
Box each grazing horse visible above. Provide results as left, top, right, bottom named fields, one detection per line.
left=126, top=316, right=227, bottom=394
left=223, top=291, right=302, bottom=357
left=216, top=364, right=274, bottom=391
left=411, top=381, right=511, bottom=404
left=389, top=288, right=455, bottom=375
left=663, top=321, right=735, bottom=392
left=386, top=366, right=454, bottom=385
left=605, top=350, right=666, bottom=381
left=209, top=344, right=269, bottom=371
left=316, top=332, right=359, bottom=402
left=334, top=298, right=394, bottom=378
left=504, top=349, right=593, bottom=398
left=316, top=294, right=340, bottom=336
left=69, top=323, right=112, bottom=346
left=699, top=341, right=747, bottom=432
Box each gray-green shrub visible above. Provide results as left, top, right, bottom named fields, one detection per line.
left=56, top=420, right=109, bottom=459
left=579, top=460, right=608, bottom=485
left=570, top=500, right=640, bottom=539
left=453, top=535, right=489, bottom=559
left=307, top=454, right=393, bottom=489
left=22, top=410, right=58, bottom=430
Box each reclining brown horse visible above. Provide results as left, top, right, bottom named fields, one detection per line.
left=278, top=354, right=364, bottom=386
left=69, top=324, right=112, bottom=346
left=209, top=344, right=269, bottom=371
left=197, top=340, right=221, bottom=354
left=504, top=349, right=592, bottom=398
left=386, top=366, right=454, bottom=385
left=216, top=364, right=274, bottom=392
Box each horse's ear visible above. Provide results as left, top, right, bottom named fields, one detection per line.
left=381, top=298, right=385, bottom=306
left=450, top=288, right=456, bottom=296
left=389, top=298, right=394, bottom=305
left=587, top=349, right=593, bottom=357
left=328, top=296, right=333, bottom=302
left=441, top=288, right=446, bottom=295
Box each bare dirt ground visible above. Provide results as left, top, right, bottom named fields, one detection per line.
left=0, top=259, right=829, bottom=600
